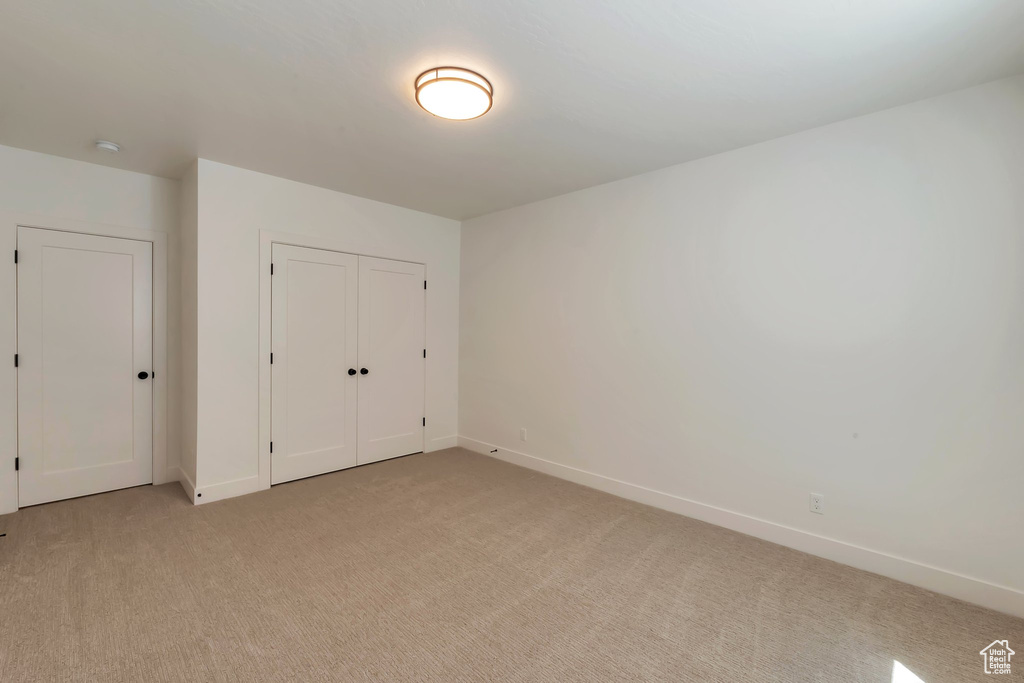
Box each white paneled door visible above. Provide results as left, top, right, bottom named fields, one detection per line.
left=271, top=245, right=359, bottom=484
left=270, top=246, right=424, bottom=483
left=17, top=227, right=153, bottom=507
left=357, top=256, right=425, bottom=465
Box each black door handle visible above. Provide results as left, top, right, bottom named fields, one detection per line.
left=138, top=371, right=150, bottom=380
left=348, top=368, right=356, bottom=376
left=360, top=368, right=368, bottom=375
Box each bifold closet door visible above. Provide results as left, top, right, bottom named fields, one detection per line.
left=271, top=245, right=358, bottom=484
left=357, top=256, right=425, bottom=464
left=17, top=227, right=153, bottom=507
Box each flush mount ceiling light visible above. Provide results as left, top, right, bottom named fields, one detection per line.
left=95, top=140, right=120, bottom=153
left=415, top=67, right=492, bottom=120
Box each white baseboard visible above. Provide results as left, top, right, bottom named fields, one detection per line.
left=457, top=436, right=1024, bottom=619
left=193, top=475, right=259, bottom=505
left=427, top=435, right=459, bottom=451
left=177, top=467, right=196, bottom=503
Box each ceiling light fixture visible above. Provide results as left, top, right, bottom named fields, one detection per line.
left=415, top=67, right=492, bottom=120
left=95, top=140, right=120, bottom=153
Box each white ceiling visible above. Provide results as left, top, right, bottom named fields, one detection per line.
left=2, top=0, right=1023, bottom=220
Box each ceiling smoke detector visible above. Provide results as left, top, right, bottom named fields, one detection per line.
left=95, top=140, right=120, bottom=153
left=415, top=67, right=493, bottom=120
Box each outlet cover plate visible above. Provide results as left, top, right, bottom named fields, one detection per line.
left=810, top=493, right=825, bottom=515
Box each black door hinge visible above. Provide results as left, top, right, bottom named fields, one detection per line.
left=423, top=349, right=426, bottom=358
left=271, top=263, right=274, bottom=275
left=270, top=352, right=274, bottom=364
left=422, top=417, right=426, bottom=426
left=13, top=354, right=18, bottom=368
left=423, top=280, right=427, bottom=290
left=13, top=250, right=18, bottom=264
left=14, top=457, right=18, bottom=471
left=270, top=441, right=273, bottom=454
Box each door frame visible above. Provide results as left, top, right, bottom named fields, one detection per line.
left=257, top=230, right=427, bottom=491
left=0, top=213, right=170, bottom=514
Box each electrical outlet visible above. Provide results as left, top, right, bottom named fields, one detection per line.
left=520, top=428, right=527, bottom=442
left=810, top=493, right=825, bottom=515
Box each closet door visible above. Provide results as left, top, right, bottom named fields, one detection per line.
left=357, top=256, right=425, bottom=464
left=17, top=227, right=153, bottom=507
left=271, top=245, right=358, bottom=484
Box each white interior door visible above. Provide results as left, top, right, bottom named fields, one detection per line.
left=271, top=244, right=359, bottom=484
left=357, top=256, right=425, bottom=464
left=17, top=227, right=153, bottom=507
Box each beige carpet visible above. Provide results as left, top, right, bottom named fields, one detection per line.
left=0, top=448, right=1020, bottom=682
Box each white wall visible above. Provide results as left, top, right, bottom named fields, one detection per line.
left=193, top=160, right=460, bottom=497
left=0, top=144, right=180, bottom=514
left=459, top=76, right=1024, bottom=615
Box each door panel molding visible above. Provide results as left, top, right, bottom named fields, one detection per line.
left=356, top=255, right=426, bottom=464
left=0, top=213, right=169, bottom=515
left=270, top=244, right=358, bottom=484
left=257, top=231, right=429, bottom=494
left=17, top=227, right=153, bottom=506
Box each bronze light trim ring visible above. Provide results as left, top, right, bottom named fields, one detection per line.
left=415, top=67, right=493, bottom=120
